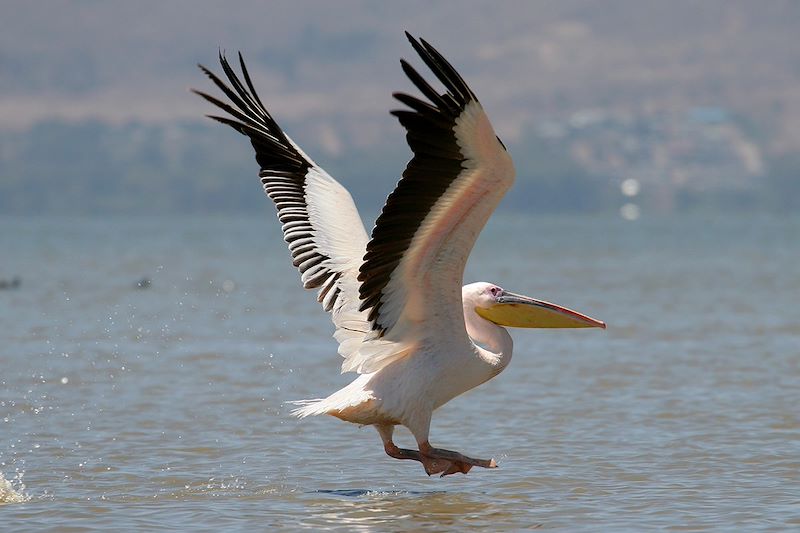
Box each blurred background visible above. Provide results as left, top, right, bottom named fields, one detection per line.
left=1, top=0, right=799, bottom=217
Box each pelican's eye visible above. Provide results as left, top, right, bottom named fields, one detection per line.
left=489, top=286, right=501, bottom=297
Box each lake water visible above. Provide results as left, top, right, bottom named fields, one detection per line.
left=1, top=213, right=798, bottom=530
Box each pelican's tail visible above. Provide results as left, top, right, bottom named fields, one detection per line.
left=287, top=374, right=377, bottom=420
left=287, top=398, right=328, bottom=418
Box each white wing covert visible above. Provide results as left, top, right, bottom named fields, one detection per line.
left=194, top=53, right=372, bottom=362
left=196, top=34, right=515, bottom=377
left=348, top=33, right=516, bottom=374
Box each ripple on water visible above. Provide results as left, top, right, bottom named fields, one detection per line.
left=2, top=215, right=799, bottom=530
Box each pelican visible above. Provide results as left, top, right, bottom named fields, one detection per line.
left=194, top=32, right=605, bottom=477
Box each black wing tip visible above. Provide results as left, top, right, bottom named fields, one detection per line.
left=195, top=48, right=312, bottom=173
left=404, top=33, right=429, bottom=64
left=194, top=50, right=265, bottom=124
left=196, top=63, right=214, bottom=79
left=400, top=32, right=477, bottom=110
left=404, top=31, right=425, bottom=52
left=218, top=49, right=250, bottom=68
left=195, top=49, right=247, bottom=80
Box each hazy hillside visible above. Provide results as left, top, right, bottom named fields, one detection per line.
left=1, top=0, right=798, bottom=213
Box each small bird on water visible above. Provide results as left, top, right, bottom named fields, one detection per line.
left=194, top=32, right=605, bottom=477
left=0, top=276, right=21, bottom=290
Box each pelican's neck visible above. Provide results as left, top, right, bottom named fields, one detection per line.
left=464, top=305, right=514, bottom=373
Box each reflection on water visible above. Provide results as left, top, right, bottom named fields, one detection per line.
left=0, top=214, right=798, bottom=530
left=305, top=490, right=512, bottom=530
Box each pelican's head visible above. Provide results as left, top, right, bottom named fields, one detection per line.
left=465, top=282, right=606, bottom=329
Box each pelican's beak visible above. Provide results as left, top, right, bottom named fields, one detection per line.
left=476, top=291, right=606, bottom=329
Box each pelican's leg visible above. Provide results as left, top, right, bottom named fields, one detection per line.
left=379, top=417, right=497, bottom=477
left=404, top=415, right=495, bottom=476
left=418, top=441, right=498, bottom=477
left=376, top=424, right=424, bottom=463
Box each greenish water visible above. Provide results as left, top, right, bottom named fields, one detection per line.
left=1, top=214, right=798, bottom=530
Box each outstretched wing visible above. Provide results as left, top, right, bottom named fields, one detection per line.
left=345, top=33, right=516, bottom=373
left=193, top=53, right=372, bottom=361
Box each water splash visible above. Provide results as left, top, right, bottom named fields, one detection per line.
left=0, top=471, right=28, bottom=504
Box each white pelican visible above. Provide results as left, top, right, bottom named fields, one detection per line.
left=194, top=32, right=605, bottom=477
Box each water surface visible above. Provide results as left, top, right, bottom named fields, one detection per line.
left=1, top=214, right=798, bottom=530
